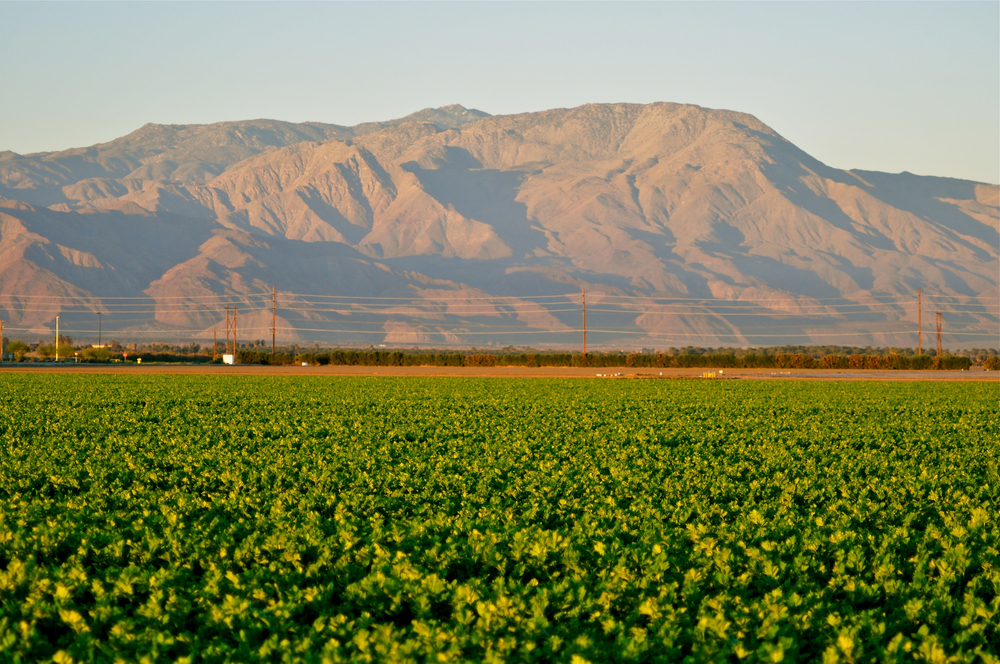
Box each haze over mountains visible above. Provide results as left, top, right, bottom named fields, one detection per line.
left=1, top=103, right=996, bottom=349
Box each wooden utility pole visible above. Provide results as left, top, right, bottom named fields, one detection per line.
left=233, top=307, right=238, bottom=354
left=55, top=315, right=60, bottom=362
left=272, top=286, right=276, bottom=355
left=917, top=287, right=922, bottom=355
left=581, top=287, right=587, bottom=357
left=213, top=329, right=217, bottom=361
left=935, top=311, right=943, bottom=358
left=0, top=318, right=5, bottom=364
left=225, top=305, right=237, bottom=355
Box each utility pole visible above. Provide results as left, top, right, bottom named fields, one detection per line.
left=0, top=318, right=5, bottom=364
left=55, top=315, right=60, bottom=362
left=213, top=329, right=217, bottom=361
left=225, top=306, right=231, bottom=355
left=98, top=312, right=102, bottom=348
left=272, top=286, right=276, bottom=355
left=935, top=311, right=943, bottom=359
left=917, top=287, right=921, bottom=356
left=581, top=287, right=587, bottom=357
left=233, top=307, right=238, bottom=355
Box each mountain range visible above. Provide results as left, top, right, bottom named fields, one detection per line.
left=1, top=103, right=996, bottom=349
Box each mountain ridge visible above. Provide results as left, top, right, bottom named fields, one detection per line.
left=0, top=103, right=996, bottom=349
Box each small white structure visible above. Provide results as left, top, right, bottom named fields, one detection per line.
left=223, top=354, right=235, bottom=365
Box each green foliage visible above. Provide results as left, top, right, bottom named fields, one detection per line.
left=81, top=347, right=112, bottom=362
left=844, top=354, right=939, bottom=370
left=279, top=351, right=973, bottom=370
left=986, top=357, right=1000, bottom=371
left=237, top=350, right=294, bottom=365
left=0, top=377, right=997, bottom=663
left=821, top=354, right=850, bottom=369
left=464, top=354, right=496, bottom=367
left=5, top=340, right=30, bottom=361
left=130, top=351, right=213, bottom=364
left=34, top=344, right=55, bottom=360
left=311, top=350, right=464, bottom=367
left=934, top=355, right=973, bottom=371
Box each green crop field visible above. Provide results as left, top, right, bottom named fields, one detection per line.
left=0, top=376, right=997, bottom=663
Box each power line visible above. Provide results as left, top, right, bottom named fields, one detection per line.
left=4, top=289, right=996, bottom=305
left=14, top=301, right=996, bottom=316
left=4, top=283, right=996, bottom=349
left=230, top=325, right=1000, bottom=339
left=11, top=324, right=995, bottom=339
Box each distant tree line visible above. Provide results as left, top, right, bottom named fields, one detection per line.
left=234, top=349, right=976, bottom=371
left=2, top=337, right=994, bottom=371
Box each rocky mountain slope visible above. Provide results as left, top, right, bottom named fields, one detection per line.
left=1, top=103, right=996, bottom=349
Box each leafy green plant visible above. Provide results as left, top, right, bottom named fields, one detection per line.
left=0, top=377, right=996, bottom=662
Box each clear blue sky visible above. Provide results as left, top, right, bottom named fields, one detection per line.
left=2, top=1, right=997, bottom=183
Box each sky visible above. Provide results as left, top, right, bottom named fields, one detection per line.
left=1, top=1, right=997, bottom=184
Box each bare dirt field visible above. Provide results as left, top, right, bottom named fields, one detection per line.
left=0, top=363, right=996, bottom=382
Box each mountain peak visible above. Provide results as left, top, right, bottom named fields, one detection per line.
left=351, top=105, right=491, bottom=135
